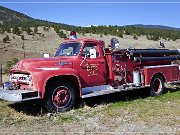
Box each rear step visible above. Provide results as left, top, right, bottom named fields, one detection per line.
left=0, top=88, right=40, bottom=101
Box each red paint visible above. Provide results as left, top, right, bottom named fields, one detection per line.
left=144, top=65, right=179, bottom=85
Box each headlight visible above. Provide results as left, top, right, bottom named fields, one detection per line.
left=26, top=75, right=32, bottom=85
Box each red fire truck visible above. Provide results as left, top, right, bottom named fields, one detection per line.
left=0, top=37, right=180, bottom=112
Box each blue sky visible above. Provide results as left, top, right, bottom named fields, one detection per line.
left=0, top=0, right=180, bottom=28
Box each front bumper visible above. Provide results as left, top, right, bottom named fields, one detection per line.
left=0, top=88, right=40, bottom=101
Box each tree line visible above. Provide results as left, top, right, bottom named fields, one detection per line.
left=1, top=20, right=180, bottom=41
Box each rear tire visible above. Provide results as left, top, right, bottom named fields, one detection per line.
left=44, top=80, right=76, bottom=112
left=149, top=75, right=164, bottom=96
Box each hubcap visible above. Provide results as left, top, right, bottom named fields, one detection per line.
left=53, top=87, right=71, bottom=108
left=152, top=78, right=162, bottom=93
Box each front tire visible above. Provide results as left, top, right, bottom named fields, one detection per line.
left=44, top=80, right=76, bottom=112
left=149, top=75, right=164, bottom=96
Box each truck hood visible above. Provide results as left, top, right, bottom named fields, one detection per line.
left=11, top=57, right=74, bottom=73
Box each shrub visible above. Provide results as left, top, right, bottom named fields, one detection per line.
left=34, top=26, right=38, bottom=33
left=124, top=30, right=130, bottom=35
left=3, top=35, right=10, bottom=43
left=12, top=26, right=21, bottom=35
left=133, top=35, right=138, bottom=40
left=6, top=27, right=11, bottom=33
left=58, top=31, right=67, bottom=38
left=43, top=26, right=49, bottom=32
left=117, top=32, right=123, bottom=38
left=3, top=58, right=19, bottom=75
left=103, top=32, right=107, bottom=36
left=21, top=35, right=25, bottom=40
left=26, top=27, right=32, bottom=35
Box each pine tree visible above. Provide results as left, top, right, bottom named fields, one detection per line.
left=12, top=26, right=20, bottom=35
left=26, top=27, right=32, bottom=35
left=3, top=58, right=19, bottom=75
left=6, top=27, right=11, bottom=33
left=133, top=35, right=138, bottom=40
left=117, top=32, right=123, bottom=38
left=58, top=30, right=67, bottom=38
left=21, top=35, right=25, bottom=40
left=3, top=35, right=10, bottom=43
left=34, top=26, right=38, bottom=33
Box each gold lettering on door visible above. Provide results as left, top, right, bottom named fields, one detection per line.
left=86, top=64, right=98, bottom=76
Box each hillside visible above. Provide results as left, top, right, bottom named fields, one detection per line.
left=131, top=24, right=180, bottom=31
left=0, top=6, right=33, bottom=24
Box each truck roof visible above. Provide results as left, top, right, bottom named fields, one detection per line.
left=63, top=38, right=104, bottom=43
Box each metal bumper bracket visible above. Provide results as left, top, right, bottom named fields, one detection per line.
left=0, top=88, right=40, bottom=101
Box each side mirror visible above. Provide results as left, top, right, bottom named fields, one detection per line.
left=89, top=48, right=97, bottom=58
left=111, top=38, right=120, bottom=50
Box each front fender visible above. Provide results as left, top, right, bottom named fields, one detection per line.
left=30, top=67, right=81, bottom=98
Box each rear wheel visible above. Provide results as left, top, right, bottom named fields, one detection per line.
left=44, top=80, right=76, bottom=112
left=150, top=75, right=164, bottom=96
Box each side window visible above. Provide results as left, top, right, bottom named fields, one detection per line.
left=81, top=43, right=99, bottom=58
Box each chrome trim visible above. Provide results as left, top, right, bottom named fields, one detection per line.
left=82, top=85, right=148, bottom=98
left=82, top=85, right=113, bottom=95
left=0, top=88, right=40, bottom=101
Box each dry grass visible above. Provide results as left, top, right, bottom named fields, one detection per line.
left=0, top=87, right=179, bottom=134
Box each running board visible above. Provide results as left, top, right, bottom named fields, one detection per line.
left=82, top=89, right=122, bottom=98
left=82, top=85, right=148, bottom=98
left=167, top=80, right=180, bottom=84
left=0, top=88, right=40, bottom=102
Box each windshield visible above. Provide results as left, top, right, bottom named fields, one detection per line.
left=55, top=42, right=81, bottom=56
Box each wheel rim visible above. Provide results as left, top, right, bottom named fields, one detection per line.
left=152, top=78, right=162, bottom=93
left=52, top=86, right=71, bottom=108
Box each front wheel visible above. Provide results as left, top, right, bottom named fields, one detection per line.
left=149, top=75, right=165, bottom=96
left=44, top=80, right=76, bottom=112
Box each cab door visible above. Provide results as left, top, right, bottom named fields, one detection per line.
left=78, top=42, right=107, bottom=87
